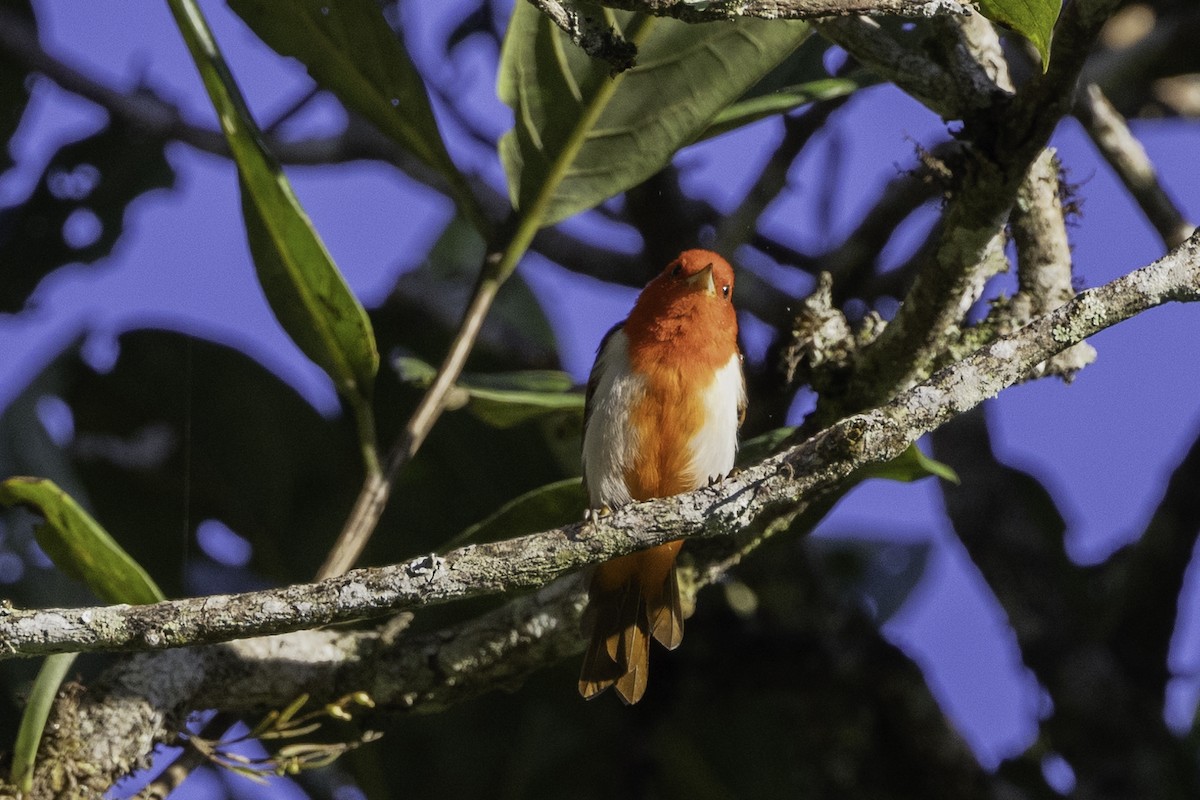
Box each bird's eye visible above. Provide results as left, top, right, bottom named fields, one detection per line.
left=722, top=284, right=731, bottom=299
left=671, top=264, right=682, bottom=277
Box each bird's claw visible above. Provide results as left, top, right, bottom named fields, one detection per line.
left=584, top=504, right=613, bottom=523
left=708, top=468, right=742, bottom=487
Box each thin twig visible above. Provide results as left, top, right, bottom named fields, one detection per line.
left=1075, top=83, right=1195, bottom=249
left=316, top=263, right=505, bottom=578
left=524, top=0, right=636, bottom=71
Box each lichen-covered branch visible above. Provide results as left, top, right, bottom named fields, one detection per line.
left=811, top=0, right=1121, bottom=423
left=10, top=228, right=1200, bottom=797
left=3, top=230, right=1198, bottom=663
left=1008, top=148, right=1097, bottom=378
left=815, top=17, right=967, bottom=118
left=597, top=0, right=970, bottom=23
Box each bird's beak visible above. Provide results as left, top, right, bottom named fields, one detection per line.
left=684, top=263, right=716, bottom=297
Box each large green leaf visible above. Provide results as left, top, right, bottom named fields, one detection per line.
left=0, top=477, right=164, bottom=605
left=498, top=5, right=810, bottom=227
left=167, top=0, right=378, bottom=412
left=977, top=0, right=1061, bottom=68
left=228, top=0, right=486, bottom=234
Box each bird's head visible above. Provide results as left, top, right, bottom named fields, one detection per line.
left=626, top=250, right=738, bottom=345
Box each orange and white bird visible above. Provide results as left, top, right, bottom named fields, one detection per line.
left=578, top=249, right=745, bottom=704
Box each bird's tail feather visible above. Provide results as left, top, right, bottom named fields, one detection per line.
left=578, top=543, right=683, bottom=704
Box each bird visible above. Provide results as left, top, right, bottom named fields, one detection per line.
left=578, top=249, right=745, bottom=704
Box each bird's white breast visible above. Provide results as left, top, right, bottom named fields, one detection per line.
left=582, top=330, right=743, bottom=507
left=687, top=353, right=744, bottom=484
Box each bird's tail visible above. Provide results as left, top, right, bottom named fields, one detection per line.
left=578, top=541, right=684, bottom=704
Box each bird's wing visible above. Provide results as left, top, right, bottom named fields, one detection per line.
left=581, top=320, right=625, bottom=500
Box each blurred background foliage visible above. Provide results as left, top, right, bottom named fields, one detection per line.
left=0, top=0, right=1198, bottom=797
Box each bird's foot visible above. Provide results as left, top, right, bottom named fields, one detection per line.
left=584, top=504, right=613, bottom=523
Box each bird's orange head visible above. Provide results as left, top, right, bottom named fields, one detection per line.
left=624, top=250, right=738, bottom=359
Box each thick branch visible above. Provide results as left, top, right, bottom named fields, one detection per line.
left=3, top=230, right=1198, bottom=661
left=597, top=0, right=970, bottom=22
left=815, top=0, right=1121, bottom=420
left=1007, top=147, right=1097, bottom=378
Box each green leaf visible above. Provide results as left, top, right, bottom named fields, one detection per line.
left=0, top=475, right=165, bottom=791
left=227, top=0, right=486, bottom=235
left=977, top=0, right=1062, bottom=68
left=10, top=653, right=77, bottom=793
left=167, top=0, right=378, bottom=411
left=444, top=478, right=586, bottom=551
left=394, top=357, right=584, bottom=429
left=0, top=477, right=165, bottom=605
left=241, top=187, right=378, bottom=409
left=499, top=5, right=810, bottom=227
left=860, top=443, right=959, bottom=484
left=702, top=76, right=873, bottom=141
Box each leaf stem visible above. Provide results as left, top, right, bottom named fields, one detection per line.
left=10, top=653, right=77, bottom=792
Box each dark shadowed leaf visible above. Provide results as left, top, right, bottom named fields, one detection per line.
left=228, top=0, right=484, bottom=232
left=977, top=0, right=1061, bottom=68
left=53, top=329, right=363, bottom=587
left=0, top=477, right=164, bottom=605
left=0, top=119, right=174, bottom=313
left=444, top=477, right=585, bottom=550
left=0, top=0, right=34, bottom=174
left=386, top=217, right=560, bottom=369
left=168, top=0, right=378, bottom=412
left=498, top=4, right=810, bottom=226
left=811, top=537, right=933, bottom=624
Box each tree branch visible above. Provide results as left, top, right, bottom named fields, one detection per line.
left=1074, top=82, right=1195, bottom=250
left=3, top=229, right=1198, bottom=661
left=1004, top=147, right=1097, bottom=379
left=7, top=229, right=1197, bottom=797
left=523, top=0, right=637, bottom=71
left=812, top=0, right=1121, bottom=422
left=596, top=0, right=970, bottom=23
